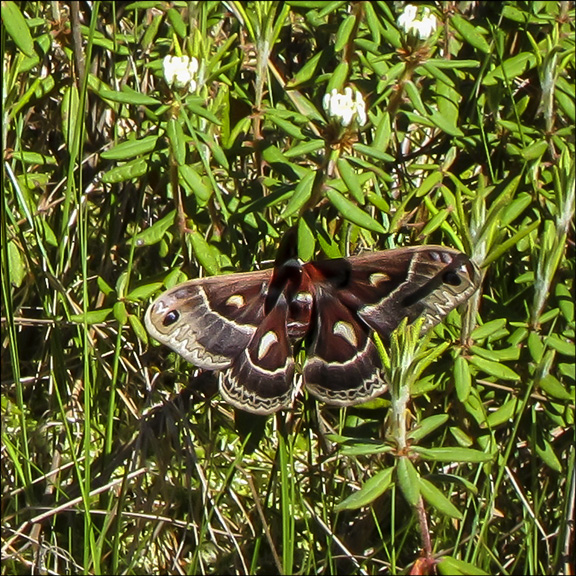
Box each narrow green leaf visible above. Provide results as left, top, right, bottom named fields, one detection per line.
left=129, top=314, right=148, bottom=343
left=451, top=14, right=491, bottom=54
left=535, top=436, right=563, bottom=472
left=189, top=230, right=220, bottom=276
left=101, top=158, right=149, bottom=183
left=326, top=61, right=349, bottom=93
left=538, top=374, right=574, bottom=401
left=7, top=241, right=26, bottom=288
left=2, top=1, right=35, bottom=57
left=70, top=309, right=112, bottom=325
left=135, top=210, right=176, bottom=246
left=113, top=301, right=128, bottom=325
left=297, top=217, right=315, bottom=261
left=281, top=169, right=315, bottom=219
left=450, top=426, right=474, bottom=447
left=471, top=318, right=508, bottom=341
left=413, top=446, right=493, bottom=463
left=337, top=157, right=365, bottom=204
left=429, top=111, right=464, bottom=137
left=486, top=396, right=519, bottom=428
left=61, top=85, right=80, bottom=148
left=335, top=468, right=394, bottom=511
left=101, top=135, right=159, bottom=160
left=335, top=14, right=356, bottom=52
left=180, top=164, right=212, bottom=205
left=325, top=187, right=385, bottom=233
left=469, top=356, right=521, bottom=381
left=454, top=355, right=471, bottom=402
left=167, top=118, right=186, bottom=165
left=287, top=52, right=323, bottom=88
left=545, top=334, right=576, bottom=357
left=437, top=556, right=489, bottom=575
left=419, top=477, right=462, bottom=519
left=166, top=7, right=187, bottom=38
left=483, top=52, right=537, bottom=86
left=469, top=345, right=521, bottom=362
left=408, top=414, right=449, bottom=442
left=420, top=208, right=450, bottom=237
left=98, top=87, right=161, bottom=106
left=396, top=457, right=420, bottom=507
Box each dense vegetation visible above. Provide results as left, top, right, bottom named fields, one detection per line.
left=2, top=2, right=574, bottom=574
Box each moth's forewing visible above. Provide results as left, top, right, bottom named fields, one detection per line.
left=145, top=270, right=273, bottom=369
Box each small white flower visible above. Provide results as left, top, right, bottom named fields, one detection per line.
left=323, top=87, right=367, bottom=128
left=397, top=5, right=438, bottom=40
left=163, top=55, right=199, bottom=93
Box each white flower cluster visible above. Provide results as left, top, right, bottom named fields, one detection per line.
left=163, top=55, right=199, bottom=93
left=323, top=87, right=367, bottom=128
left=397, top=5, right=438, bottom=40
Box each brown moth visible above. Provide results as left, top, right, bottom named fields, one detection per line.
left=145, top=246, right=480, bottom=414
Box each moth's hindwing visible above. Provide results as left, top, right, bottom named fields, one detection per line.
left=220, top=293, right=295, bottom=414
left=302, top=285, right=387, bottom=406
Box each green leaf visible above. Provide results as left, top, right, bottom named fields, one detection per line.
left=483, top=52, right=537, bottom=86
left=408, top=414, right=449, bottom=442
left=325, top=187, right=385, bottom=234
left=454, top=356, right=471, bottom=402
left=469, top=355, right=521, bottom=381
left=126, top=282, right=164, bottom=302
left=419, top=477, right=462, bottom=519
left=337, top=157, right=365, bottom=204
left=450, top=14, right=491, bottom=54
left=180, top=164, right=212, bottom=205
left=287, top=52, right=323, bottom=88
left=450, top=426, right=474, bottom=447
left=188, top=230, right=220, bottom=276
left=429, top=111, right=464, bottom=137
left=135, top=210, right=176, bottom=247
left=297, top=217, right=315, bottom=261
left=437, top=556, right=489, bottom=575
left=61, top=85, right=80, bottom=148
left=353, top=143, right=395, bottom=162
left=469, top=345, right=521, bottom=362
left=535, top=436, right=563, bottom=473
left=412, top=446, right=493, bottom=463
left=334, top=14, right=356, bottom=52
left=266, top=115, right=306, bottom=140
left=538, top=374, right=574, bottom=401
left=281, top=169, right=315, bottom=219
left=167, top=7, right=187, bottom=38
left=486, top=396, right=519, bottom=428
left=129, top=313, right=148, bottom=343
left=167, top=118, right=186, bottom=165
left=98, top=87, right=161, bottom=106
left=335, top=468, right=394, bottom=511
left=545, top=334, right=576, bottom=357
left=101, top=135, right=160, bottom=160
left=2, top=1, right=35, bottom=57
left=396, top=457, right=420, bottom=507
left=113, top=301, right=128, bottom=325
left=70, top=308, right=112, bottom=325
left=7, top=240, right=26, bottom=288
left=326, top=61, right=349, bottom=93
left=101, top=157, right=149, bottom=183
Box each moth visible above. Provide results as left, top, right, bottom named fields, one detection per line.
left=145, top=246, right=480, bottom=415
